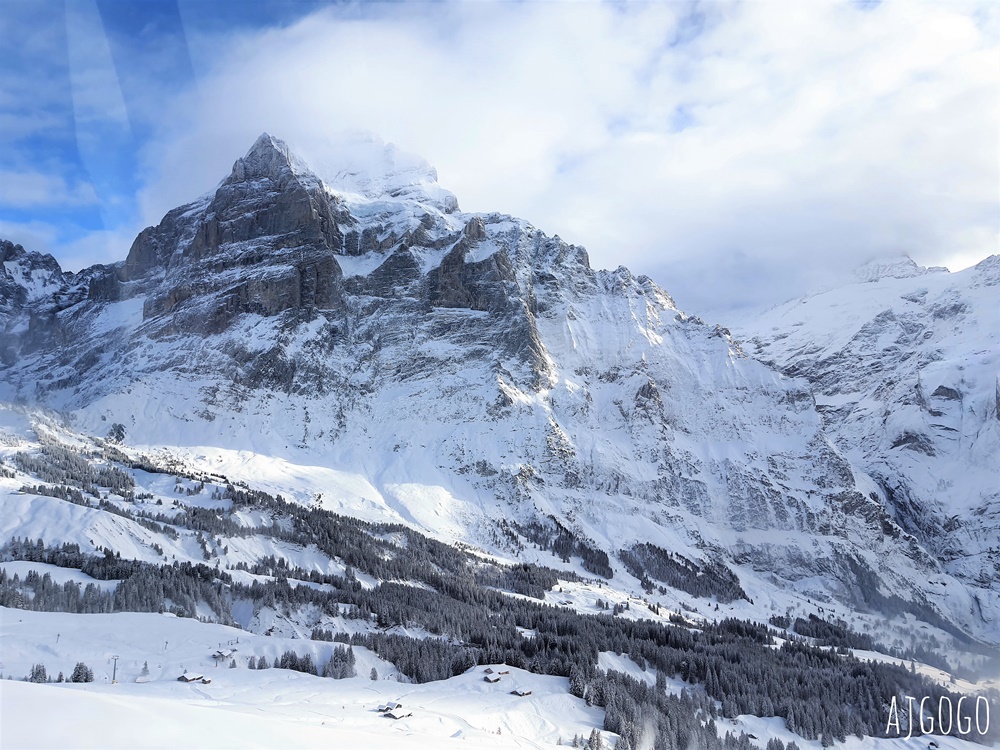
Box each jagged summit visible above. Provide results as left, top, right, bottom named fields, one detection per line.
left=0, top=239, right=65, bottom=322
left=215, top=131, right=460, bottom=213
left=117, top=132, right=348, bottom=285
left=852, top=254, right=948, bottom=283
left=228, top=132, right=316, bottom=184
left=971, top=253, right=999, bottom=286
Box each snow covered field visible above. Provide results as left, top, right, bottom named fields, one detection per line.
left=2, top=607, right=995, bottom=750
left=0, top=608, right=603, bottom=749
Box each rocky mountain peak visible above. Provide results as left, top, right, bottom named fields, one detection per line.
left=972, top=253, right=999, bottom=287
left=0, top=239, right=66, bottom=309
left=117, top=133, right=347, bottom=287
left=228, top=132, right=316, bottom=185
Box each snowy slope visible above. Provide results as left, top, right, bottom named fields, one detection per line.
left=0, top=608, right=603, bottom=750
left=0, top=136, right=996, bottom=647
left=2, top=607, right=994, bottom=750
left=739, top=255, right=999, bottom=618
left=0, top=403, right=996, bottom=749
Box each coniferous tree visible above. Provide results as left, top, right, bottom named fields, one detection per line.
left=70, top=662, right=94, bottom=683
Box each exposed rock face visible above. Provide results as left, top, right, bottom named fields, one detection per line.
left=0, top=134, right=996, bottom=643
left=125, top=134, right=344, bottom=277
left=1, top=239, right=65, bottom=311
left=0, top=239, right=72, bottom=363
left=107, top=134, right=351, bottom=335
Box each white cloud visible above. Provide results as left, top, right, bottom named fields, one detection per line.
left=0, top=218, right=137, bottom=272
left=119, top=0, right=1000, bottom=314
left=56, top=225, right=140, bottom=270
left=0, top=220, right=60, bottom=255
left=0, top=171, right=98, bottom=208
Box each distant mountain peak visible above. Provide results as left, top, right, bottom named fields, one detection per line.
left=853, top=254, right=948, bottom=283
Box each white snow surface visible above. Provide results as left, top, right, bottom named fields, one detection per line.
left=2, top=608, right=994, bottom=750
left=0, top=608, right=603, bottom=750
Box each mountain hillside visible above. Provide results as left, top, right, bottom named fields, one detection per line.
left=0, top=135, right=996, bottom=645
left=739, top=255, right=999, bottom=615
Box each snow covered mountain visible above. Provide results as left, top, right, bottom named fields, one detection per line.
left=0, top=238, right=67, bottom=336
left=0, top=134, right=996, bottom=648
left=739, top=255, right=999, bottom=620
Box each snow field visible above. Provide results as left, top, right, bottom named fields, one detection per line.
left=0, top=608, right=605, bottom=750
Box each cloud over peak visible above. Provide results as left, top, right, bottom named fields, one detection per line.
left=2, top=0, right=996, bottom=315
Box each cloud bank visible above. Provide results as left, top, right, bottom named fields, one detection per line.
left=6, top=1, right=999, bottom=315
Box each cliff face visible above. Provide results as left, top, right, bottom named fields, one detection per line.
left=1, top=134, right=995, bottom=642
left=740, top=254, right=1000, bottom=605
left=102, top=133, right=351, bottom=334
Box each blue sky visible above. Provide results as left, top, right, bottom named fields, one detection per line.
left=1, top=0, right=997, bottom=314
left=0, top=0, right=323, bottom=268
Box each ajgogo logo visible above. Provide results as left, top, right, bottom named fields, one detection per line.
left=886, top=695, right=991, bottom=739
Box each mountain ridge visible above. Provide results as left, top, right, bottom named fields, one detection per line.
left=739, top=253, right=999, bottom=622
left=0, top=134, right=996, bottom=645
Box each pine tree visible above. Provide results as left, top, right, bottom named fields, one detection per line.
left=70, top=662, right=94, bottom=683
left=370, top=667, right=378, bottom=681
